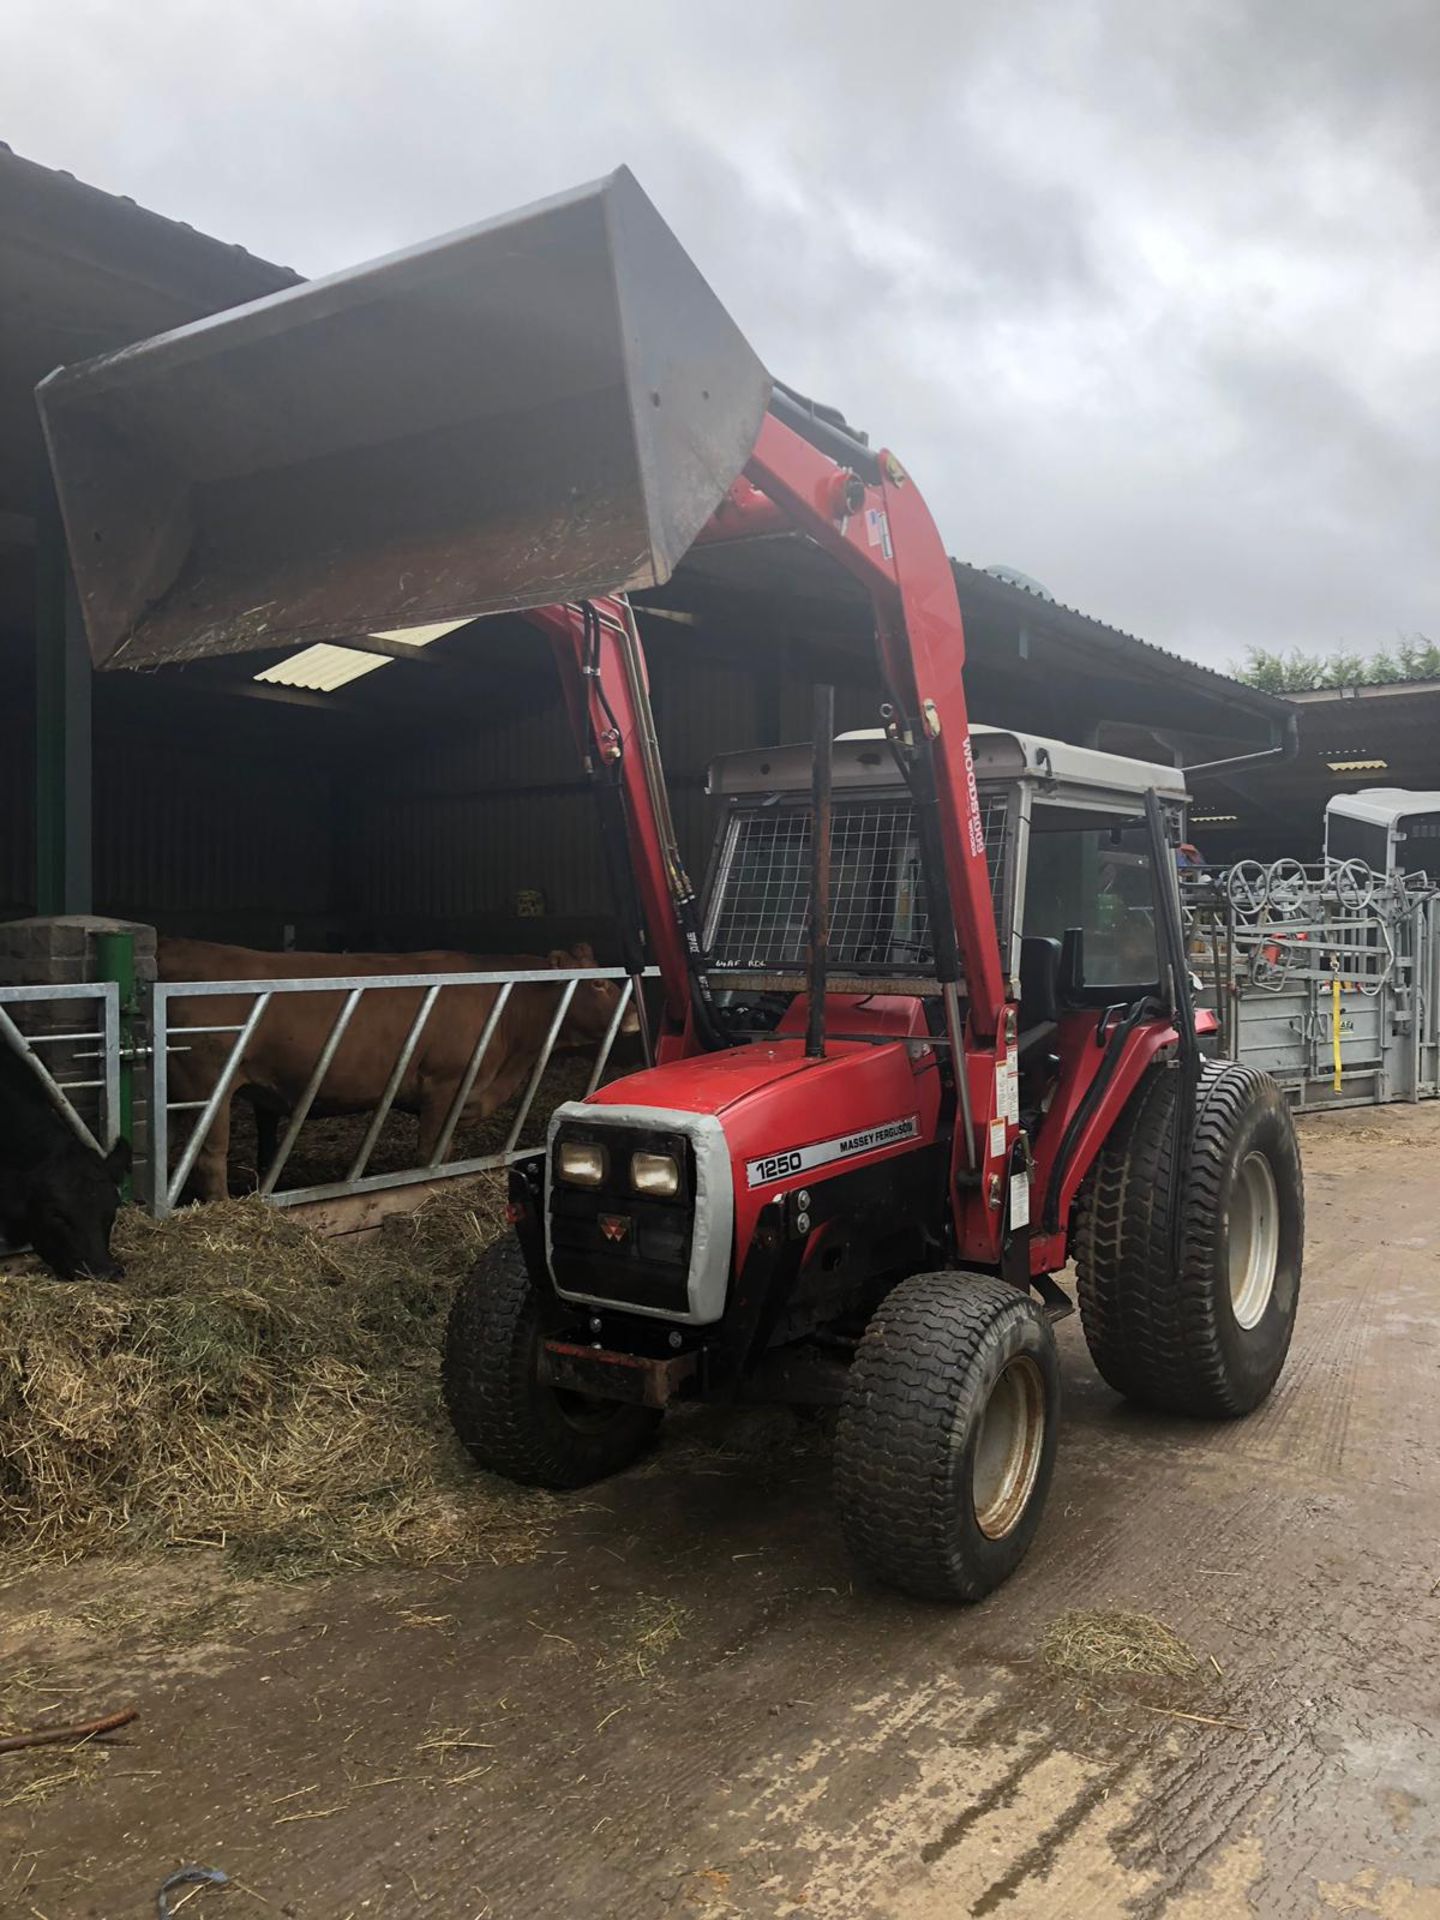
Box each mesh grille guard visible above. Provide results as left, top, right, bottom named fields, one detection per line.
left=705, top=793, right=1011, bottom=977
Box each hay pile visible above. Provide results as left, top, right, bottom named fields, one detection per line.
left=0, top=1182, right=554, bottom=1577
left=1041, top=1609, right=1201, bottom=1681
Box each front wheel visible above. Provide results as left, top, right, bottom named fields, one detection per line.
left=834, top=1273, right=1060, bottom=1602
left=443, top=1238, right=661, bottom=1488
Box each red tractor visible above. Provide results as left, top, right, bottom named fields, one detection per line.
left=39, top=169, right=1303, bottom=1601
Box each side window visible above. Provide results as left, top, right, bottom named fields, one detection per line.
left=1024, top=815, right=1161, bottom=990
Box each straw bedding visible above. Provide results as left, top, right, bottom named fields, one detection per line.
left=0, top=1181, right=554, bottom=1578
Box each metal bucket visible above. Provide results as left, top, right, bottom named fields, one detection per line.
left=37, top=168, right=770, bottom=671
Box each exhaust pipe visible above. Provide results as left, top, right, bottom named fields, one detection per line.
left=37, top=168, right=770, bottom=671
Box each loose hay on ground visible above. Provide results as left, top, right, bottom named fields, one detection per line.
left=0, top=1180, right=553, bottom=1577
left=1040, top=1608, right=1201, bottom=1681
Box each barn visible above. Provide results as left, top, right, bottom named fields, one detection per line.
left=0, top=142, right=1295, bottom=966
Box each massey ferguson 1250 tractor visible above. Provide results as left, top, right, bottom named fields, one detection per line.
left=38, top=169, right=1303, bottom=1601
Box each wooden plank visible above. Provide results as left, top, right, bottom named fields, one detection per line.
left=286, top=1168, right=502, bottom=1243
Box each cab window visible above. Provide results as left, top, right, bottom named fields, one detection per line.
left=1024, top=811, right=1161, bottom=992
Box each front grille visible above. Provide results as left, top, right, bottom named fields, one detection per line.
left=705, top=792, right=1010, bottom=974
left=550, top=1126, right=694, bottom=1314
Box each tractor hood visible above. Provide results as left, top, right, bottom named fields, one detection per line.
left=584, top=1039, right=842, bottom=1118
left=582, top=1037, right=942, bottom=1198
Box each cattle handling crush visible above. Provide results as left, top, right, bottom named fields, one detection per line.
left=36, top=167, right=1305, bottom=1602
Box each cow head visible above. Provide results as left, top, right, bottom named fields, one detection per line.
left=0, top=1138, right=131, bottom=1281
left=550, top=944, right=641, bottom=1043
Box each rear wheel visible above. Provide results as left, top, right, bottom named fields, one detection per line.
left=1074, top=1060, right=1303, bottom=1417
left=443, top=1238, right=661, bottom=1488
left=834, top=1273, right=1060, bottom=1602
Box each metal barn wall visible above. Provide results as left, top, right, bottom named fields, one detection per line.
left=93, top=731, right=336, bottom=944
left=0, top=653, right=345, bottom=946
left=346, top=636, right=880, bottom=955
left=0, top=704, right=33, bottom=919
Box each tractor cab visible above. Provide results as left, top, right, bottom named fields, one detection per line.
left=702, top=723, right=1189, bottom=1111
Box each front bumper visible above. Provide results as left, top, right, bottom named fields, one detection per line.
left=539, top=1340, right=700, bottom=1408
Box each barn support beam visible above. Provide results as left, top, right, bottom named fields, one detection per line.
left=34, top=509, right=92, bottom=915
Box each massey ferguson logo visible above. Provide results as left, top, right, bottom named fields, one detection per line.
left=745, top=1115, right=920, bottom=1189
left=599, top=1214, right=631, bottom=1244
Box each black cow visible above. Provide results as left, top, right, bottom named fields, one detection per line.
left=0, top=1039, right=130, bottom=1280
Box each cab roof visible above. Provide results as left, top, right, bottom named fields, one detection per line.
left=1326, top=788, right=1440, bottom=828
left=708, top=724, right=1190, bottom=806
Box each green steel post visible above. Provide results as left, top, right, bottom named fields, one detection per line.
left=93, top=930, right=135, bottom=1196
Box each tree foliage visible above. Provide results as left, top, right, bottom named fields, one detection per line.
left=1233, top=636, right=1440, bottom=693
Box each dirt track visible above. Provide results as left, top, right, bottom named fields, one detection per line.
left=4, top=1105, right=1438, bottom=1918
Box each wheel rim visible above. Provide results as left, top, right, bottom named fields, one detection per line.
left=972, top=1355, right=1047, bottom=1540
left=551, top=1385, right=627, bottom=1434
left=1229, top=1151, right=1280, bottom=1329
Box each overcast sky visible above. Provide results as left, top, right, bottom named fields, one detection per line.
left=3, top=0, right=1436, bottom=669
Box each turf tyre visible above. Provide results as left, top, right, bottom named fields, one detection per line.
left=1074, top=1060, right=1303, bottom=1417
left=834, top=1272, right=1060, bottom=1603
left=443, top=1237, right=660, bottom=1488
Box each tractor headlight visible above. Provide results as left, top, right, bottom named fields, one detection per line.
left=630, top=1150, right=680, bottom=1197
left=557, top=1140, right=607, bottom=1187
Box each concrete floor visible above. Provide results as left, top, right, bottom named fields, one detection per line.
left=4, top=1105, right=1439, bottom=1918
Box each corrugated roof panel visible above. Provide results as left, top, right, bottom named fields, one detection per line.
left=256, top=645, right=390, bottom=691
left=253, top=619, right=471, bottom=693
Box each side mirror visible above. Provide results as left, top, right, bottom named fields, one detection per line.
left=1059, top=927, right=1085, bottom=1002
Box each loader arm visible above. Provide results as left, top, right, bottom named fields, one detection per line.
left=738, top=412, right=1008, bottom=1041
left=525, top=413, right=1011, bottom=1058
left=523, top=597, right=693, bottom=1033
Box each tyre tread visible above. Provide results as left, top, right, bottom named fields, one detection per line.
left=1074, top=1060, right=1303, bottom=1417
left=442, top=1237, right=657, bottom=1488
left=834, top=1272, right=1057, bottom=1602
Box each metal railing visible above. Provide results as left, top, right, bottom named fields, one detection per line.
left=1183, top=861, right=1440, bottom=1110
left=0, top=981, right=122, bottom=1155
left=148, top=964, right=655, bottom=1217
left=0, top=982, right=122, bottom=1257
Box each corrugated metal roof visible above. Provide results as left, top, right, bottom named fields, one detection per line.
left=1, top=141, right=303, bottom=527
left=0, top=140, right=301, bottom=296
left=948, top=560, right=1294, bottom=719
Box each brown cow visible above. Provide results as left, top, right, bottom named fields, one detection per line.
left=157, top=938, right=634, bottom=1202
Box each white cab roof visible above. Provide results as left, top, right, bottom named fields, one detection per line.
left=1326, top=788, right=1440, bottom=828
left=709, top=724, right=1189, bottom=804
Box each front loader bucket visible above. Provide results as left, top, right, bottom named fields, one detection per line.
left=37, top=168, right=770, bottom=670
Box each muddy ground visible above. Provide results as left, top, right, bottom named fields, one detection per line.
left=3, top=1104, right=1438, bottom=1918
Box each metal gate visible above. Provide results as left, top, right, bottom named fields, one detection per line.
left=148, top=963, right=653, bottom=1217
left=0, top=981, right=123, bottom=1254
left=1189, top=862, right=1440, bottom=1110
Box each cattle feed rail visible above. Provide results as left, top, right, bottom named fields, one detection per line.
left=148, top=965, right=658, bottom=1219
